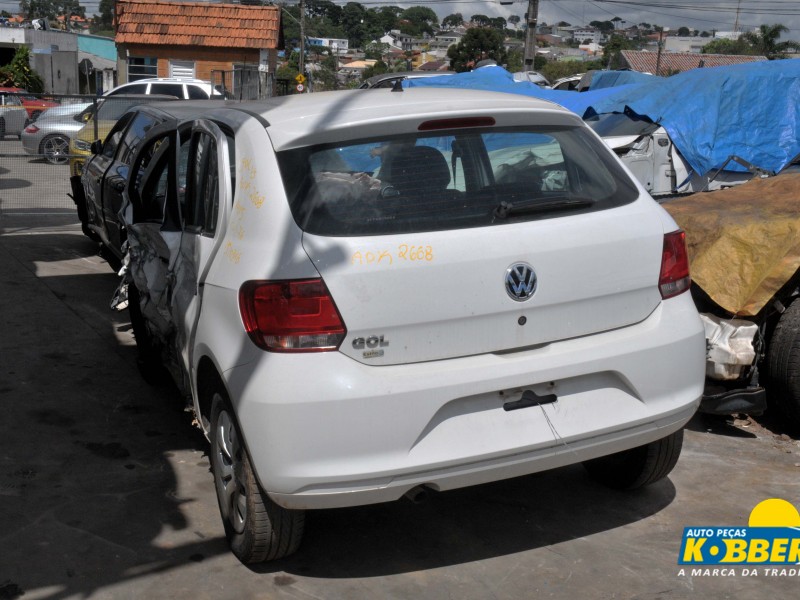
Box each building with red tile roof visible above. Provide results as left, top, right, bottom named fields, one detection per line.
left=114, top=0, right=282, bottom=95
left=621, top=50, right=767, bottom=75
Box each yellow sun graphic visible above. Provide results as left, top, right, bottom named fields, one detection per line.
left=748, top=499, right=800, bottom=527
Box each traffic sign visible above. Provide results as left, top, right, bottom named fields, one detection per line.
left=295, top=74, right=306, bottom=84
left=296, top=83, right=304, bottom=92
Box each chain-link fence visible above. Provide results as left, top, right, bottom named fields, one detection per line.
left=0, top=92, right=90, bottom=220
left=0, top=83, right=304, bottom=227
left=0, top=93, right=225, bottom=221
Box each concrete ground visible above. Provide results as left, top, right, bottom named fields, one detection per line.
left=1, top=210, right=799, bottom=600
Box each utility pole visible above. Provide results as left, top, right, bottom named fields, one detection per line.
left=523, top=0, right=539, bottom=69
left=299, top=0, right=305, bottom=84
left=655, top=27, right=669, bottom=76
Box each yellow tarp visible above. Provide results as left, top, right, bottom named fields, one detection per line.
left=663, top=173, right=800, bottom=317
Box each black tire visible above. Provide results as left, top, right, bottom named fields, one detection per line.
left=766, top=300, right=800, bottom=429
left=209, top=391, right=305, bottom=563
left=127, top=284, right=169, bottom=385
left=583, top=429, right=684, bottom=490
left=41, top=134, right=70, bottom=165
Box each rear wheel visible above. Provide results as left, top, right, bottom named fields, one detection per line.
left=583, top=429, right=684, bottom=490
left=766, top=300, right=800, bottom=430
left=41, top=134, right=70, bottom=164
left=209, top=391, right=305, bottom=563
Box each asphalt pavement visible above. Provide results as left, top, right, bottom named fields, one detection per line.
left=1, top=200, right=800, bottom=598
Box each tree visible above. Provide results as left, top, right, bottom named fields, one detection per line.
left=370, top=6, right=403, bottom=34
left=590, top=20, right=614, bottom=33
left=341, top=2, right=368, bottom=48
left=540, top=58, right=604, bottom=83
left=508, top=15, right=520, bottom=29
left=603, top=33, right=634, bottom=69
left=307, top=0, right=342, bottom=22
left=398, top=6, right=438, bottom=36
left=470, top=14, right=490, bottom=28
left=701, top=37, right=753, bottom=56
left=19, top=0, right=84, bottom=20
left=677, top=26, right=691, bottom=36
left=364, top=42, right=389, bottom=60
left=447, top=27, right=507, bottom=72
left=0, top=45, right=44, bottom=92
left=442, top=13, right=463, bottom=29
left=90, top=0, right=114, bottom=34
left=361, top=59, right=388, bottom=80
left=741, top=24, right=800, bottom=59
left=488, top=17, right=506, bottom=31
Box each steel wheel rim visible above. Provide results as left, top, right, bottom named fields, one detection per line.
left=43, top=136, right=69, bottom=164
left=213, top=404, right=247, bottom=534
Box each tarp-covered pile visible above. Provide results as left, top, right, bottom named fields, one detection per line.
left=662, top=173, right=800, bottom=317
left=406, top=61, right=800, bottom=178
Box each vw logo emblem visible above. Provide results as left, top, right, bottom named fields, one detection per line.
left=505, top=263, right=537, bottom=301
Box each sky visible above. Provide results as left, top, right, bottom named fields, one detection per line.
left=2, top=0, right=799, bottom=38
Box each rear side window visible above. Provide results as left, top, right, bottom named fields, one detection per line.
left=280, top=126, right=640, bottom=236
left=187, top=85, right=209, bottom=99
left=152, top=83, right=185, bottom=98
left=112, top=84, right=147, bottom=95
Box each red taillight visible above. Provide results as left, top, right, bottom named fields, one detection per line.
left=24, top=124, right=39, bottom=134
left=239, top=279, right=346, bottom=352
left=659, top=230, right=691, bottom=299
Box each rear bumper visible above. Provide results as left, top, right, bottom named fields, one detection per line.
left=223, top=293, right=705, bottom=510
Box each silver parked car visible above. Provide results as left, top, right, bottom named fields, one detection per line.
left=21, top=102, right=91, bottom=164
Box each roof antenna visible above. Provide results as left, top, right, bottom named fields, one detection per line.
left=391, top=79, right=404, bottom=92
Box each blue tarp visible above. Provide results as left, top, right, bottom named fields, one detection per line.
left=406, top=62, right=800, bottom=177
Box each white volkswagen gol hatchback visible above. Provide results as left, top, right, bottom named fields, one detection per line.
left=118, top=89, right=705, bottom=563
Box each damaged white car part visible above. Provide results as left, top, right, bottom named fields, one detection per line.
left=117, top=90, right=705, bottom=563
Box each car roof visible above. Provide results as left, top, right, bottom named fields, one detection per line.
left=163, top=88, right=580, bottom=151
left=106, top=79, right=220, bottom=97
left=121, top=77, right=211, bottom=84
left=36, top=102, right=92, bottom=118
left=361, top=71, right=453, bottom=88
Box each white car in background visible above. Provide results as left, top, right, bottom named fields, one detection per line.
left=104, top=77, right=223, bottom=99
left=118, top=89, right=705, bottom=563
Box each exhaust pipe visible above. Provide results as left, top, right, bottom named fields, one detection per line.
left=403, top=485, right=429, bottom=504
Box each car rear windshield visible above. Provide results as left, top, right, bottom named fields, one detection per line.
left=279, top=126, right=640, bottom=236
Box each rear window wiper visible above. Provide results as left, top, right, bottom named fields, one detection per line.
left=493, top=196, right=596, bottom=219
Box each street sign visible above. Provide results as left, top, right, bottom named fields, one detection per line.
left=296, top=83, right=304, bottom=92
left=295, top=74, right=306, bottom=84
